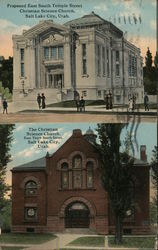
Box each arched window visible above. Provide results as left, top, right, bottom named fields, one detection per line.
left=72, top=155, right=82, bottom=188
left=25, top=181, right=37, bottom=196
left=61, top=163, right=69, bottom=189
left=86, top=162, right=94, bottom=188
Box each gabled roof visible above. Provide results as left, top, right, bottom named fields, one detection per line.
left=23, top=20, right=70, bottom=38
left=12, top=157, right=46, bottom=172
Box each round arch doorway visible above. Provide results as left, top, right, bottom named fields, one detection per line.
left=65, top=202, right=90, bottom=228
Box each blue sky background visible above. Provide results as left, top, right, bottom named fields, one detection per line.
left=6, top=122, right=157, bottom=185
left=0, top=0, right=156, bottom=60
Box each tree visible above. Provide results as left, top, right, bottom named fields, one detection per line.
left=0, top=125, right=14, bottom=213
left=145, top=47, right=152, bottom=74
left=96, top=124, right=135, bottom=244
left=151, top=146, right=158, bottom=196
left=0, top=57, right=13, bottom=93
left=143, top=48, right=157, bottom=94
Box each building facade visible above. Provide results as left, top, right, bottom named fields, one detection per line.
left=12, top=129, right=150, bottom=234
left=12, top=12, right=144, bottom=104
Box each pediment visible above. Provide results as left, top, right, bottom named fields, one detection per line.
left=42, top=33, right=64, bottom=45
left=23, top=20, right=70, bottom=39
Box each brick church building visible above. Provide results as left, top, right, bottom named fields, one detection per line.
left=11, top=128, right=150, bottom=234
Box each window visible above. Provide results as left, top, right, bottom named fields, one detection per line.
left=115, top=51, right=120, bottom=77
left=102, top=47, right=105, bottom=76
left=82, top=44, right=87, bottom=75
left=44, top=47, right=49, bottom=59
left=129, top=54, right=137, bottom=77
left=97, top=45, right=101, bottom=76
left=25, top=181, right=37, bottom=196
left=86, top=162, right=93, bottom=188
left=72, top=155, right=82, bottom=188
left=24, top=207, right=37, bottom=220
left=21, top=63, right=24, bottom=77
left=51, top=47, right=57, bottom=59
left=61, top=163, right=69, bottom=188
left=97, top=90, right=101, bottom=98
left=82, top=90, right=87, bottom=97
left=20, top=48, right=24, bottom=61
left=58, top=46, right=64, bottom=59
left=107, top=49, right=110, bottom=77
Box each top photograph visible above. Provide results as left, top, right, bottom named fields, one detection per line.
left=0, top=0, right=157, bottom=123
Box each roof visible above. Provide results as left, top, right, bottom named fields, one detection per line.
left=64, top=12, right=123, bottom=36
left=65, top=12, right=106, bottom=27
left=12, top=157, right=46, bottom=172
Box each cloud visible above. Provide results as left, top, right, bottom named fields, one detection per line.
left=93, top=3, right=107, bottom=12
left=128, top=35, right=156, bottom=62
left=17, top=144, right=40, bottom=158
left=150, top=20, right=156, bottom=30
left=16, top=125, right=25, bottom=132
left=0, top=19, right=30, bottom=58
left=152, top=0, right=156, bottom=6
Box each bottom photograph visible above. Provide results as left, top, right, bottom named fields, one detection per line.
left=0, top=122, right=157, bottom=249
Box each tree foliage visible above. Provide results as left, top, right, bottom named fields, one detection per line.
left=143, top=48, right=157, bottom=95
left=0, top=57, right=13, bottom=93
left=151, top=146, right=158, bottom=192
left=0, top=125, right=14, bottom=212
left=96, top=124, right=135, bottom=243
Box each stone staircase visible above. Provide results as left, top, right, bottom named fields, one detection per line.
left=13, top=88, right=61, bottom=105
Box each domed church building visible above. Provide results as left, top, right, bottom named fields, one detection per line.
left=12, top=12, right=144, bottom=105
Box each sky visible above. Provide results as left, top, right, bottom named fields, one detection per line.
left=6, top=122, right=157, bottom=186
left=0, top=0, right=156, bottom=62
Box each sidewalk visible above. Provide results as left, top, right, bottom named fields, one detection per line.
left=7, top=101, right=156, bottom=114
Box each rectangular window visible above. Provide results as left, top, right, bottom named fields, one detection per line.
left=20, top=48, right=24, bottom=61
left=134, top=57, right=137, bottom=77
left=44, top=47, right=49, bottom=59
left=102, top=47, right=105, bottom=76
left=115, top=51, right=120, bottom=77
left=97, top=90, right=102, bottom=97
left=58, top=46, right=64, bottom=59
left=87, top=170, right=93, bottom=188
left=82, top=44, right=87, bottom=75
left=107, top=49, right=110, bottom=77
left=82, top=90, right=87, bottom=97
left=97, top=45, right=101, bottom=76
left=50, top=47, right=57, bottom=59
left=21, top=63, right=24, bottom=77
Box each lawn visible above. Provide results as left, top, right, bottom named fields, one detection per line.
left=0, top=233, right=56, bottom=245
left=109, top=236, right=155, bottom=248
left=47, top=100, right=106, bottom=108
left=68, top=236, right=155, bottom=249
left=2, top=247, right=26, bottom=250
left=68, top=236, right=105, bottom=247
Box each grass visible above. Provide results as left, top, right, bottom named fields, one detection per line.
left=68, top=236, right=105, bottom=247
left=108, top=236, right=155, bottom=248
left=68, top=236, right=155, bottom=249
left=2, top=247, right=26, bottom=250
left=47, top=100, right=106, bottom=108
left=0, top=233, right=56, bottom=245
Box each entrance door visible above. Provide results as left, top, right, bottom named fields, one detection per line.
left=65, top=202, right=90, bottom=228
